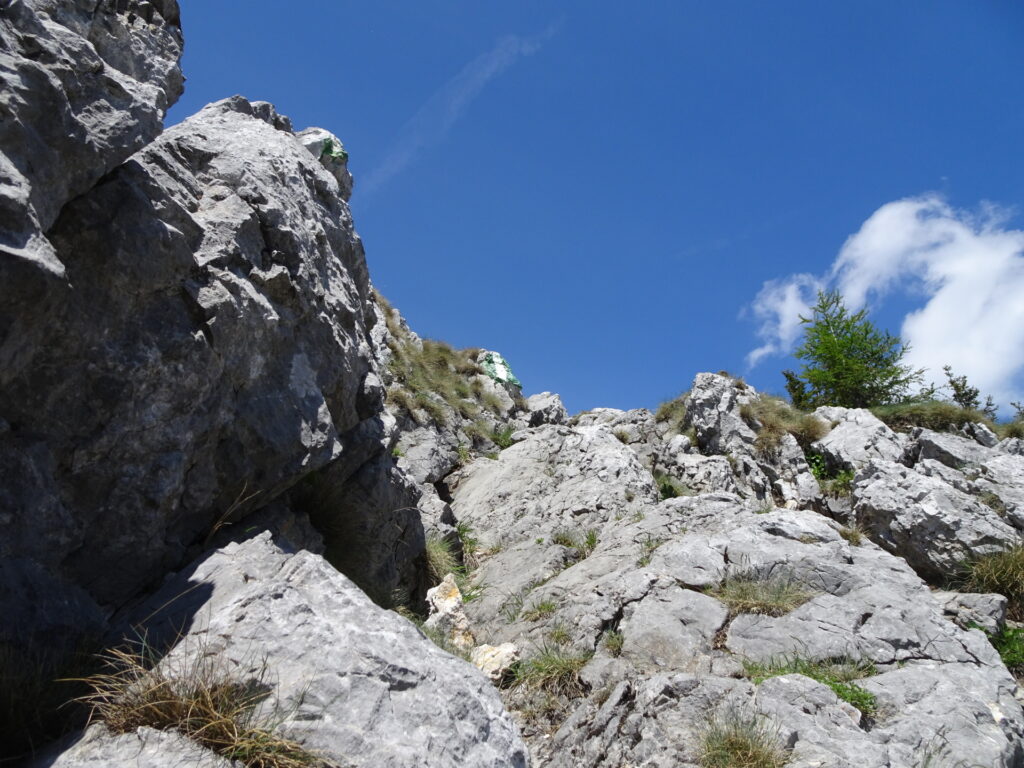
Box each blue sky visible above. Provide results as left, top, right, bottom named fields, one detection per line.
left=170, top=1, right=1024, bottom=416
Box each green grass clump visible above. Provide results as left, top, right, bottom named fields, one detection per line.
left=522, top=600, right=557, bottom=622
left=79, top=646, right=324, bottom=768
left=547, top=624, right=572, bottom=646
left=655, top=392, right=691, bottom=435
left=425, top=535, right=460, bottom=587
left=999, top=420, right=1024, bottom=440
left=959, top=546, right=1024, bottom=620
left=838, top=525, right=866, bottom=546
left=709, top=569, right=816, bottom=617
left=740, top=395, right=829, bottom=456
left=654, top=471, right=690, bottom=500
left=551, top=528, right=599, bottom=559
left=602, top=630, right=624, bottom=657
left=871, top=400, right=991, bottom=434
left=742, top=656, right=877, bottom=715
left=512, top=644, right=593, bottom=699
left=698, top=710, right=789, bottom=768
left=636, top=534, right=667, bottom=567
left=986, top=626, right=1024, bottom=679
left=491, top=425, right=516, bottom=449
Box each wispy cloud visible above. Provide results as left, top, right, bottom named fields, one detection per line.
left=745, top=195, right=1024, bottom=409
left=361, top=24, right=559, bottom=198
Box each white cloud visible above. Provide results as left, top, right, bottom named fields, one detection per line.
left=746, top=195, right=1024, bottom=409
left=745, top=274, right=822, bottom=367
left=361, top=25, right=558, bottom=198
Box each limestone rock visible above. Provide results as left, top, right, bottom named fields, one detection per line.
left=853, top=460, right=1021, bottom=580
left=100, top=534, right=528, bottom=768
left=932, top=590, right=1008, bottom=633
left=526, top=392, right=568, bottom=426
left=34, top=725, right=235, bottom=768
left=425, top=573, right=476, bottom=651
left=811, top=406, right=905, bottom=469
left=0, top=0, right=183, bottom=327
left=906, top=427, right=1000, bottom=470
left=0, top=96, right=394, bottom=611
left=471, top=643, right=521, bottom=683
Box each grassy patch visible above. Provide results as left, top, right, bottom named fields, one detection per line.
left=547, top=624, right=572, bottom=646
left=425, top=534, right=460, bottom=587
left=491, top=425, right=516, bottom=449
left=654, top=392, right=690, bottom=435
left=805, top=451, right=854, bottom=497
left=838, top=525, right=866, bottom=546
left=79, top=646, right=323, bottom=768
left=985, top=625, right=1024, bottom=679
left=959, top=546, right=1024, bottom=620
left=709, top=569, right=816, bottom=617
left=742, top=656, right=877, bottom=715
left=740, top=395, right=829, bottom=456
left=999, top=420, right=1024, bottom=440
left=602, top=630, right=624, bottom=657
left=699, top=709, right=789, bottom=768
left=522, top=600, right=557, bottom=622
left=551, top=528, right=599, bottom=559
left=654, top=471, right=690, bottom=500
left=636, top=534, right=667, bottom=567
left=613, top=428, right=632, bottom=444
left=871, top=400, right=992, bottom=434
left=978, top=491, right=1007, bottom=516
left=512, top=644, right=593, bottom=699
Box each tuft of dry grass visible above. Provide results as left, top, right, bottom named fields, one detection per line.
left=655, top=392, right=691, bottom=435
left=740, top=395, right=829, bottom=456
left=709, top=568, right=816, bottom=617
left=78, top=646, right=327, bottom=768
left=871, top=400, right=991, bottom=434
left=698, top=709, right=790, bottom=768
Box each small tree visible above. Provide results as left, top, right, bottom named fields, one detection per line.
left=942, top=365, right=997, bottom=419
left=783, top=290, right=923, bottom=409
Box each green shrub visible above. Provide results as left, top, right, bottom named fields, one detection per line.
left=871, top=400, right=992, bottom=434
left=512, top=644, right=593, bottom=699
left=698, top=709, right=789, bottom=768
left=959, top=546, right=1024, bottom=619
left=742, top=656, right=877, bottom=715
left=654, top=471, right=690, bottom=500
left=986, top=626, right=1024, bottom=678
left=710, top=569, right=816, bottom=617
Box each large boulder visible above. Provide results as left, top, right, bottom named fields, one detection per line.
left=811, top=406, right=905, bottom=469
left=852, top=460, right=1021, bottom=580
left=0, top=96, right=396, bottom=613
left=42, top=534, right=528, bottom=768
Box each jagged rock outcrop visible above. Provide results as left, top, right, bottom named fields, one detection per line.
left=810, top=406, right=906, bottom=469
left=853, top=459, right=1021, bottom=580
left=0, top=91, right=422, bottom=618
left=447, top=444, right=1024, bottom=767
left=0, top=0, right=183, bottom=318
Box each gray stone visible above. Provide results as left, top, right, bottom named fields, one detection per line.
left=1, top=96, right=394, bottom=608
left=0, top=0, right=183, bottom=333
left=853, top=460, right=1020, bottom=580
left=999, top=437, right=1024, bottom=456
left=962, top=420, right=1000, bottom=448
left=35, top=725, right=235, bottom=768
left=106, top=534, right=528, bottom=768
left=526, top=392, right=568, bottom=426
left=932, top=590, right=1008, bottom=633
left=811, top=406, right=905, bottom=469
left=907, top=427, right=1000, bottom=470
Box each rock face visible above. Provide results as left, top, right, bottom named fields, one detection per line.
left=0, top=0, right=183, bottom=330
left=42, top=534, right=528, bottom=768
left=0, top=94, right=403, bottom=612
